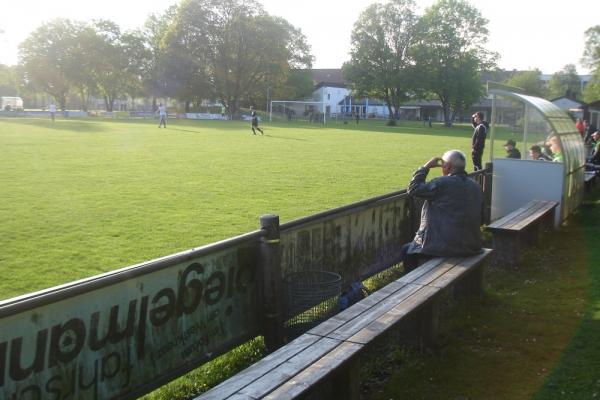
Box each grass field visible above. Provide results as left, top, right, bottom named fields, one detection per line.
left=0, top=117, right=492, bottom=300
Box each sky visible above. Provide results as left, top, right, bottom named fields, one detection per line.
left=1, top=0, right=598, bottom=75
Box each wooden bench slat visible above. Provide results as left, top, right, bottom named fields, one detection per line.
left=488, top=200, right=557, bottom=231
left=508, top=203, right=556, bottom=231
left=498, top=202, right=550, bottom=230
left=396, top=257, right=447, bottom=284
left=198, top=334, right=321, bottom=399
left=487, top=200, right=543, bottom=229
left=264, top=341, right=363, bottom=400
left=348, top=285, right=440, bottom=345
left=326, top=283, right=424, bottom=341
left=308, top=281, right=407, bottom=337
left=427, top=249, right=492, bottom=289
left=402, top=258, right=462, bottom=286
left=238, top=337, right=342, bottom=399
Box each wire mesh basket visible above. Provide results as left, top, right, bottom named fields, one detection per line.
left=283, top=270, right=342, bottom=338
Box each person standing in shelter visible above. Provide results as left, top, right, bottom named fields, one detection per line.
left=576, top=118, right=585, bottom=137
left=158, top=103, right=167, bottom=128
left=400, top=150, right=483, bottom=273
left=355, top=112, right=360, bottom=125
left=471, top=111, right=488, bottom=171
left=49, top=103, right=56, bottom=122
left=504, top=139, right=521, bottom=159
left=584, top=120, right=597, bottom=145
left=250, top=108, right=263, bottom=135
left=529, top=145, right=552, bottom=161
left=547, top=136, right=564, bottom=162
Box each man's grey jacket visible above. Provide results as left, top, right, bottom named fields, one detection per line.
left=406, top=166, right=482, bottom=256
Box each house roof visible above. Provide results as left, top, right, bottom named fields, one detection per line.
left=310, top=69, right=347, bottom=87
left=550, top=95, right=583, bottom=105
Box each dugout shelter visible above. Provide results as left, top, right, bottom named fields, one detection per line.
left=486, top=82, right=586, bottom=226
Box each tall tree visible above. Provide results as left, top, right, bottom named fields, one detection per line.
left=0, top=64, right=19, bottom=96
left=18, top=19, right=78, bottom=110
left=86, top=20, right=147, bottom=111
left=414, top=0, right=496, bottom=126
left=343, top=0, right=420, bottom=125
left=139, top=8, right=178, bottom=110
left=546, top=64, right=582, bottom=100
left=167, top=0, right=313, bottom=117
left=504, top=69, right=546, bottom=97
left=582, top=25, right=600, bottom=103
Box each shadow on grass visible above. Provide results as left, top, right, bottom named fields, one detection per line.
left=263, top=134, right=307, bottom=141
left=5, top=118, right=110, bottom=133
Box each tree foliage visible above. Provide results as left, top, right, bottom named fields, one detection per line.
left=164, top=0, right=313, bottom=116
left=18, top=19, right=79, bottom=110
left=342, top=0, right=420, bottom=123
left=546, top=64, right=582, bottom=100
left=582, top=25, right=600, bottom=103
left=504, top=69, right=546, bottom=98
left=414, top=0, right=496, bottom=126
left=0, top=64, right=19, bottom=96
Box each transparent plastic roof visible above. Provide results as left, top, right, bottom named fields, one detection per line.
left=487, top=82, right=586, bottom=221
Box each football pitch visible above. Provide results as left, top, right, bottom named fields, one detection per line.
left=0, top=117, right=484, bottom=300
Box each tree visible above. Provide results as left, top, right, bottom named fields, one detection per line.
left=504, top=69, right=545, bottom=97
left=546, top=64, right=582, bottom=100
left=167, top=0, right=313, bottom=117
left=343, top=0, right=420, bottom=125
left=18, top=19, right=78, bottom=110
left=139, top=8, right=178, bottom=110
left=582, top=25, right=600, bottom=102
left=85, top=20, right=147, bottom=111
left=0, top=64, right=19, bottom=96
left=414, top=0, right=496, bottom=126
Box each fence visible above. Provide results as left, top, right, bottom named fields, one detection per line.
left=0, top=166, right=491, bottom=399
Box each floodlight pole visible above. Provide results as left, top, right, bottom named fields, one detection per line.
left=490, top=94, right=496, bottom=162
left=524, top=104, right=529, bottom=159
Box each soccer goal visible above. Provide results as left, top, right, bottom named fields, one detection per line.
left=269, top=100, right=327, bottom=124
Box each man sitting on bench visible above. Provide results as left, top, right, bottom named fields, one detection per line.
left=401, top=149, right=483, bottom=272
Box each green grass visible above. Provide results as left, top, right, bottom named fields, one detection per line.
left=531, top=193, right=600, bottom=399
left=0, top=117, right=483, bottom=300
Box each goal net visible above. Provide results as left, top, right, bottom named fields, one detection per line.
left=269, top=100, right=327, bottom=124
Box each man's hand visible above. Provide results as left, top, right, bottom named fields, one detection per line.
left=423, top=157, right=442, bottom=169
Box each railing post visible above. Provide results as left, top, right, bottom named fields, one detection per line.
left=260, top=214, right=285, bottom=351
left=483, top=162, right=494, bottom=224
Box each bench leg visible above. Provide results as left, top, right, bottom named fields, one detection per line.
left=398, top=298, right=441, bottom=349
left=418, top=299, right=440, bottom=347
left=491, top=231, right=520, bottom=266
left=331, top=358, right=360, bottom=400
left=454, top=265, right=485, bottom=299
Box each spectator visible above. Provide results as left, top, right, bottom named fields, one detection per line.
left=588, top=131, right=600, bottom=166
left=529, top=145, right=552, bottom=161
left=157, top=103, right=167, bottom=128
left=504, top=139, right=521, bottom=159
left=49, top=103, right=56, bottom=122
left=575, top=118, right=585, bottom=137
left=401, top=150, right=482, bottom=272
left=547, top=136, right=564, bottom=162
left=584, top=120, right=597, bottom=145
left=471, top=111, right=488, bottom=171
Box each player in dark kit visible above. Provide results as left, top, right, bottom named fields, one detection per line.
left=251, top=109, right=263, bottom=135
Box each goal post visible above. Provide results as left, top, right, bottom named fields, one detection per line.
left=269, top=100, right=327, bottom=124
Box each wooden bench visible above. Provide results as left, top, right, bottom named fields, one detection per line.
left=196, top=249, right=492, bottom=400
left=485, top=199, right=558, bottom=266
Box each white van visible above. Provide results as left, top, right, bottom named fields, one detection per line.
left=1, top=97, right=24, bottom=111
